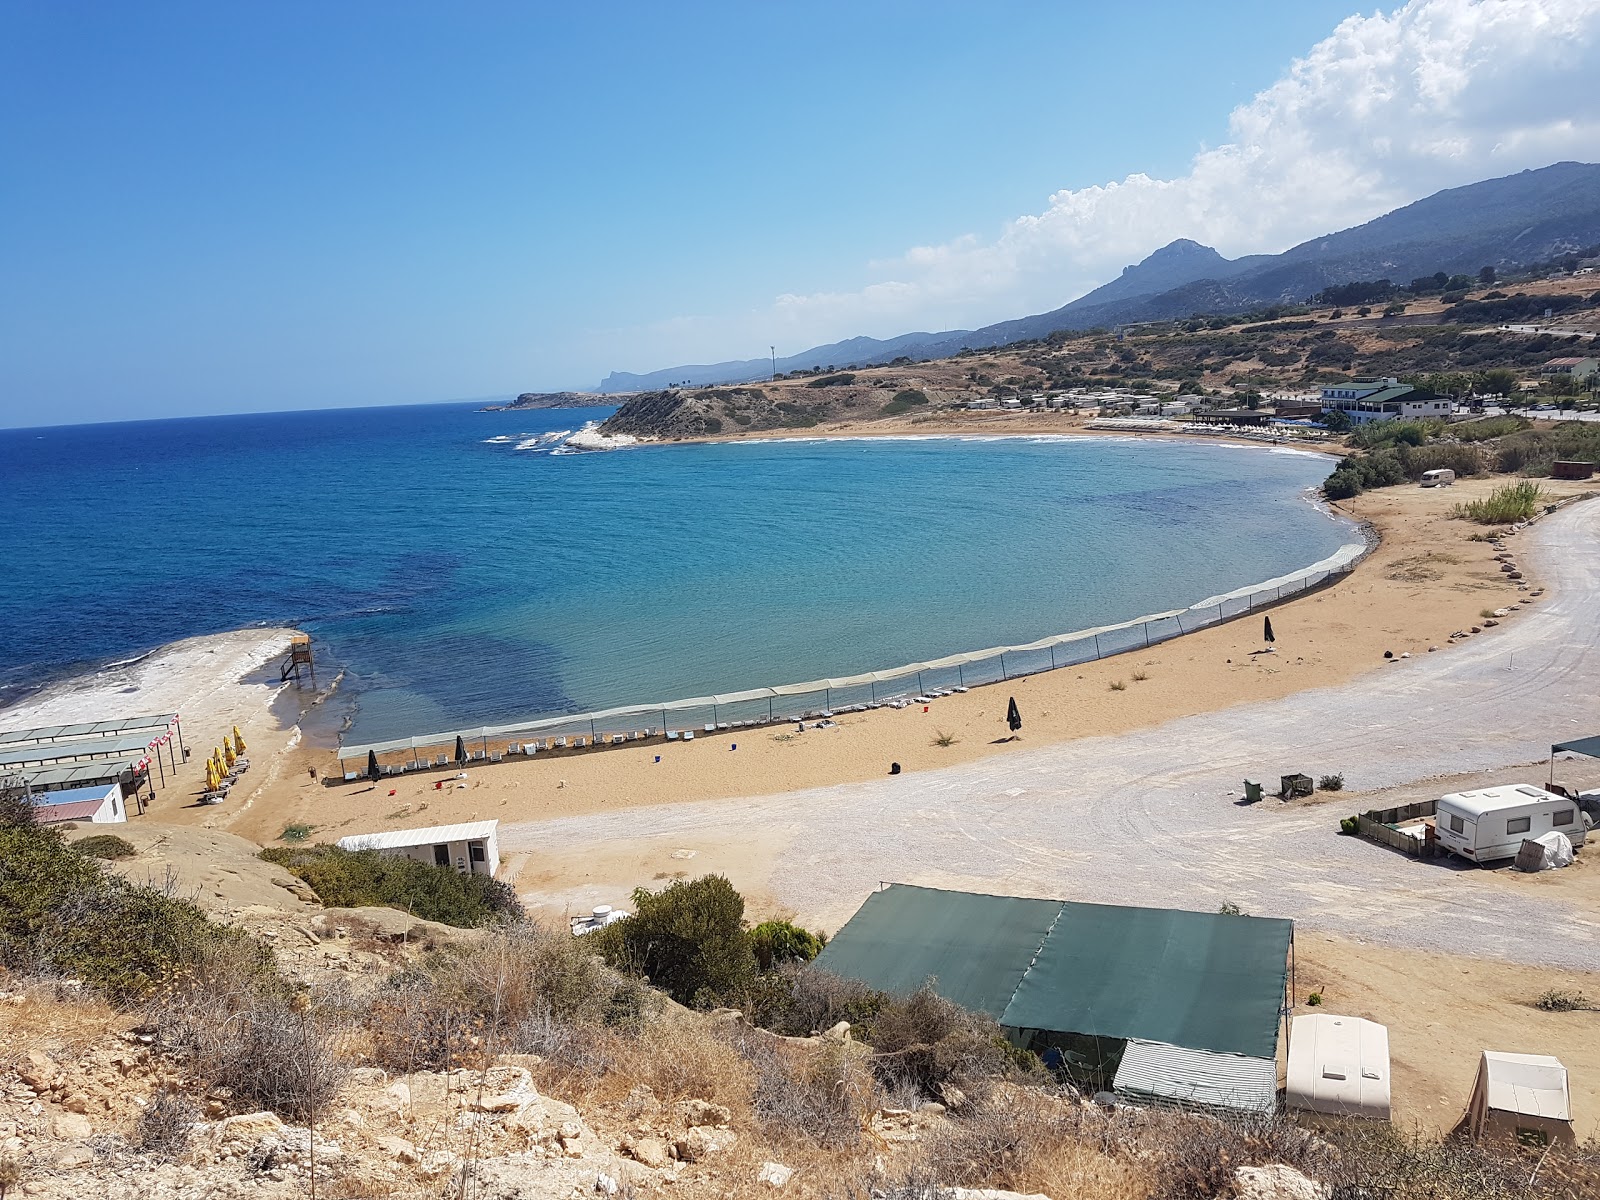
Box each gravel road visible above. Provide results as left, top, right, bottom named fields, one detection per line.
left=504, top=499, right=1600, bottom=969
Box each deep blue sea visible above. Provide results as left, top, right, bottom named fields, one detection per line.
left=0, top=403, right=1352, bottom=741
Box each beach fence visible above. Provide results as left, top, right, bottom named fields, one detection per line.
left=334, top=540, right=1372, bottom=775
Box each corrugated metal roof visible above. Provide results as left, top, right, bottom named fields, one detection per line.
left=0, top=714, right=178, bottom=747
left=0, top=732, right=160, bottom=769
left=1113, top=1039, right=1278, bottom=1115
left=335, top=819, right=498, bottom=852
left=36, top=799, right=108, bottom=823
left=1483, top=1052, right=1570, bottom=1120
left=18, top=760, right=146, bottom=791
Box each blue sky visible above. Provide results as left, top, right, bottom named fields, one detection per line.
left=3, top=1, right=1597, bottom=426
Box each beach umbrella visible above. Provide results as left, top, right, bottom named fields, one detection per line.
left=455, top=735, right=468, bottom=766
left=1264, top=615, right=1276, bottom=644
left=224, top=741, right=236, bottom=768
left=205, top=761, right=219, bottom=790
left=367, top=749, right=381, bottom=781
left=232, top=726, right=247, bottom=754
left=1006, top=696, right=1022, bottom=734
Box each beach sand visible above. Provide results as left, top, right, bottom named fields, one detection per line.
left=185, top=473, right=1592, bottom=855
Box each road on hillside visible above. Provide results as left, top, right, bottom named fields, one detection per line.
left=503, top=500, right=1600, bottom=970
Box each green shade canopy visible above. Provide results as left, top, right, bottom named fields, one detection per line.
left=1553, top=736, right=1600, bottom=760
left=812, top=885, right=1063, bottom=1021
left=1004, top=901, right=1291, bottom=1060
left=818, top=884, right=1291, bottom=1060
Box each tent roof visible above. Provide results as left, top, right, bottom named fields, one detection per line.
left=1286, top=1014, right=1391, bottom=1119
left=1553, top=735, right=1600, bottom=760
left=0, top=732, right=161, bottom=769
left=17, top=759, right=146, bottom=791
left=1481, top=1052, right=1571, bottom=1121
left=811, top=885, right=1062, bottom=1021
left=1004, top=901, right=1291, bottom=1059
left=1113, top=1039, right=1278, bottom=1115
left=815, top=884, right=1291, bottom=1060
left=0, top=713, right=177, bottom=747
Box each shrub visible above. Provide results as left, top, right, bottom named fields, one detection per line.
left=1339, top=816, right=1360, bottom=835
left=74, top=834, right=136, bottom=860
left=881, top=389, right=930, bottom=416
left=739, top=1033, right=875, bottom=1149
left=858, top=983, right=1028, bottom=1099
left=137, top=1088, right=200, bottom=1158
left=590, top=874, right=758, bottom=1007
left=1535, top=988, right=1592, bottom=1012
left=932, top=730, right=959, bottom=747
left=1308, top=991, right=1324, bottom=1007
left=1318, top=774, right=1345, bottom=792
left=1108, top=680, right=1127, bottom=691
left=279, top=823, right=313, bottom=843
left=365, top=923, right=648, bottom=1073
left=805, top=372, right=856, bottom=388
left=1218, top=901, right=1244, bottom=916
left=748, top=920, right=824, bottom=971
left=261, top=844, right=524, bottom=927
left=0, top=817, right=271, bottom=1003
left=1451, top=481, right=1546, bottom=524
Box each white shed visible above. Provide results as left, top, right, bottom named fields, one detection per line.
left=1285, top=1014, right=1391, bottom=1120
left=31, top=782, right=127, bottom=825
left=336, top=819, right=500, bottom=877
left=1465, top=1052, right=1574, bottom=1146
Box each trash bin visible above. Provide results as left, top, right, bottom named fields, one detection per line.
left=1280, top=773, right=1314, bottom=798
left=1244, top=780, right=1264, bottom=804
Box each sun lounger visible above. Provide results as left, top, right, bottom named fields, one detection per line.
left=704, top=723, right=715, bottom=733
left=435, top=754, right=448, bottom=767
left=523, top=743, right=536, bottom=755
left=683, top=730, right=695, bottom=741
left=666, top=730, right=679, bottom=741
left=489, top=751, right=502, bottom=763
left=343, top=771, right=358, bottom=782
left=508, top=743, right=522, bottom=755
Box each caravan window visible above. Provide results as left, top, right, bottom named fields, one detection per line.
left=1553, top=810, right=1574, bottom=826
left=1448, top=814, right=1465, bottom=834
left=1507, top=816, right=1531, bottom=835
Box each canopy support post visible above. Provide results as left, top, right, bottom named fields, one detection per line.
left=1093, top=634, right=1102, bottom=659
left=1142, top=621, right=1151, bottom=648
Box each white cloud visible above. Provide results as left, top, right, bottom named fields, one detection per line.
left=755, top=0, right=1600, bottom=348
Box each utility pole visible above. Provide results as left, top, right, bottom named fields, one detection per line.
left=770, top=346, right=776, bottom=380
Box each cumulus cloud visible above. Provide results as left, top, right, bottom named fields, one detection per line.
left=765, top=0, right=1600, bottom=343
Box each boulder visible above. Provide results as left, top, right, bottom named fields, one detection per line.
left=19, top=1051, right=56, bottom=1091
left=626, top=1136, right=671, bottom=1169
left=51, top=1112, right=93, bottom=1140
left=759, top=1161, right=794, bottom=1188
left=376, top=1134, right=419, bottom=1164
left=674, top=1125, right=737, bottom=1162
left=1234, top=1164, right=1330, bottom=1200
left=676, top=1098, right=732, bottom=1127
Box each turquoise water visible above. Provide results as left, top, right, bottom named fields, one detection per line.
left=0, top=403, right=1350, bottom=740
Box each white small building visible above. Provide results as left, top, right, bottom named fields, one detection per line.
left=336, top=819, right=500, bottom=877
left=1320, top=378, right=1457, bottom=425
left=31, top=782, right=127, bottom=825
left=1285, top=1014, right=1391, bottom=1121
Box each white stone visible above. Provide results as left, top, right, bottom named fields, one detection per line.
left=1234, top=1164, right=1331, bottom=1200
left=758, top=1161, right=793, bottom=1188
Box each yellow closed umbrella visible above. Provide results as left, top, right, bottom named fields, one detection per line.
left=212, top=749, right=226, bottom=777
left=224, top=742, right=236, bottom=768
left=205, top=761, right=220, bottom=790
left=232, top=726, right=247, bottom=755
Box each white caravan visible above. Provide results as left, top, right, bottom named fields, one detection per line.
left=1434, top=785, right=1586, bottom=865
left=1419, top=468, right=1456, bottom=487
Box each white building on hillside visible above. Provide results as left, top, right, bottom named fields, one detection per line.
left=336, top=819, right=500, bottom=877
left=1320, top=378, right=1456, bottom=425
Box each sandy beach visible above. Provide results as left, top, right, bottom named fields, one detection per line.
left=186, top=471, right=1593, bottom=853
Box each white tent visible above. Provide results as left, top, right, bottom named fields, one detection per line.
left=1465, top=1052, right=1574, bottom=1146
left=1285, top=1014, right=1391, bottom=1120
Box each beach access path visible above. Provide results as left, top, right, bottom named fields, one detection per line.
left=502, top=497, right=1600, bottom=971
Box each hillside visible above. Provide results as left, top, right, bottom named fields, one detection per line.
left=598, top=274, right=1600, bottom=441
left=596, top=162, right=1600, bottom=391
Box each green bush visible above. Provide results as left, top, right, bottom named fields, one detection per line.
left=74, top=834, right=137, bottom=860
left=1318, top=774, right=1345, bottom=792
left=749, top=920, right=824, bottom=970
left=880, top=389, right=930, bottom=416
left=260, top=844, right=524, bottom=928
left=805, top=372, right=856, bottom=388
left=1339, top=816, right=1360, bottom=835
left=590, top=874, right=757, bottom=1007
left=0, top=815, right=272, bottom=1003
left=1451, top=481, right=1546, bottom=524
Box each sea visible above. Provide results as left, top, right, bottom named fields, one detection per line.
left=0, top=403, right=1354, bottom=742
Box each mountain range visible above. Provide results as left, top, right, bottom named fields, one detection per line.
left=595, top=161, right=1600, bottom=392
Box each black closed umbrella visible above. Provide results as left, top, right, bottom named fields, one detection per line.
left=366, top=749, right=380, bottom=781
left=1006, top=696, right=1022, bottom=734
left=1264, top=616, right=1276, bottom=644
left=455, top=734, right=468, bottom=766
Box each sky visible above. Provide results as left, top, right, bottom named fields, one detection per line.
left=2, top=0, right=1599, bottom=427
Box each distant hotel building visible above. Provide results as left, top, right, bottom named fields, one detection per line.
left=1320, top=378, right=1455, bottom=425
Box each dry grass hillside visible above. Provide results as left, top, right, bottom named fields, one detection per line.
left=597, top=275, right=1600, bottom=441
left=3, top=818, right=1599, bottom=1200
